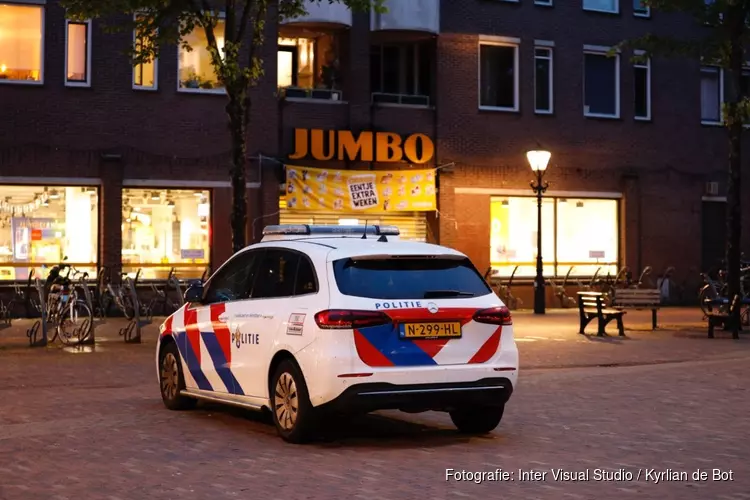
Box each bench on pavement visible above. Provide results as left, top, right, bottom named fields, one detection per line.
left=707, top=294, right=741, bottom=338
left=612, top=288, right=661, bottom=329
left=577, top=291, right=626, bottom=337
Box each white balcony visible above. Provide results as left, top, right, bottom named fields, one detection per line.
left=280, top=0, right=352, bottom=28
left=371, top=0, right=440, bottom=34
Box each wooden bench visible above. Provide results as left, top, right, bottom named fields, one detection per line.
left=612, top=288, right=661, bottom=329
left=707, top=294, right=741, bottom=338
left=577, top=291, right=626, bottom=337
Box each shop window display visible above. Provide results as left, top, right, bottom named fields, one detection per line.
left=121, top=189, right=210, bottom=280
left=0, top=186, right=98, bottom=281
left=490, top=196, right=618, bottom=278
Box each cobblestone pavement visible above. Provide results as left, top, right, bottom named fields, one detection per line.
left=1, top=309, right=749, bottom=499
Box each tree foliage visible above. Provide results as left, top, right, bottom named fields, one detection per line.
left=61, top=0, right=385, bottom=252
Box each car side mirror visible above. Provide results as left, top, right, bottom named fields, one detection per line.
left=184, top=283, right=204, bottom=304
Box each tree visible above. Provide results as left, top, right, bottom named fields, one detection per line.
left=617, top=0, right=748, bottom=338
left=62, top=0, right=384, bottom=253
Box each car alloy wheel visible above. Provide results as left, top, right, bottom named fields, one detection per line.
left=274, top=372, right=299, bottom=431
left=161, top=352, right=180, bottom=401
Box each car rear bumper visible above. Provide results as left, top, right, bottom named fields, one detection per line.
left=316, top=377, right=513, bottom=414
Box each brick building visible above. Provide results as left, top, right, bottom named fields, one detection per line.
left=0, top=0, right=747, bottom=301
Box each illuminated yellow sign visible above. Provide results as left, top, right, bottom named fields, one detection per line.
left=289, top=128, right=435, bottom=164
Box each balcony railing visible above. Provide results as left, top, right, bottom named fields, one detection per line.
left=372, top=92, right=430, bottom=107
left=281, top=87, right=344, bottom=102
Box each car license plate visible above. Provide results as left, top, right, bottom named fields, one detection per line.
left=400, top=322, right=461, bottom=339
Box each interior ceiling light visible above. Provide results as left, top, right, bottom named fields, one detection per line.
left=151, top=191, right=160, bottom=200
left=49, top=189, right=60, bottom=199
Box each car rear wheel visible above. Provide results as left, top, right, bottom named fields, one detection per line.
left=449, top=406, right=504, bottom=434
left=159, top=341, right=196, bottom=411
left=270, top=359, right=315, bottom=444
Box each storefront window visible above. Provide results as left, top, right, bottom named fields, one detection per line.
left=0, top=186, right=98, bottom=281
left=490, top=196, right=619, bottom=277
left=121, top=189, right=210, bottom=280
left=490, top=197, right=555, bottom=278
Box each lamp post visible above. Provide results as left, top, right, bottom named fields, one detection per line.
left=527, top=150, right=551, bottom=315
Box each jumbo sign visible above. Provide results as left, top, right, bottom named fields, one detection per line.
left=289, top=128, right=435, bottom=164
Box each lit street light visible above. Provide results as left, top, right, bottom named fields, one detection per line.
left=527, top=150, right=551, bottom=315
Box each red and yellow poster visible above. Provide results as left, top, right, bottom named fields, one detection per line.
left=285, top=165, right=436, bottom=212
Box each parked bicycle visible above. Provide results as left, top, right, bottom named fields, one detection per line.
left=496, top=265, right=522, bottom=310
left=44, top=262, right=93, bottom=346
left=549, top=266, right=576, bottom=308
left=2, top=270, right=40, bottom=321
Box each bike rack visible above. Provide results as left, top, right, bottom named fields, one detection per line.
left=26, top=278, right=48, bottom=348
left=118, top=277, right=151, bottom=343
left=78, top=277, right=98, bottom=345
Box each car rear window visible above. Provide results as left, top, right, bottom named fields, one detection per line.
left=332, top=257, right=493, bottom=300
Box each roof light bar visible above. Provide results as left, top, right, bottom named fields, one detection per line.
left=262, top=224, right=400, bottom=236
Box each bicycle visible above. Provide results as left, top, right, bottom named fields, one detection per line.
left=108, top=269, right=141, bottom=319
left=3, top=270, right=40, bottom=321
left=43, top=263, right=94, bottom=346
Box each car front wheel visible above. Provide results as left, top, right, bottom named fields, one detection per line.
left=159, top=341, right=197, bottom=411
left=449, top=406, right=504, bottom=434
left=270, top=359, right=315, bottom=443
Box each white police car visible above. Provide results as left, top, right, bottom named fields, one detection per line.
left=156, top=224, right=518, bottom=443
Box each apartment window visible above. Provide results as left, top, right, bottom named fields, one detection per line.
left=634, top=56, right=651, bottom=120
left=490, top=197, right=619, bottom=278
left=701, top=67, right=722, bottom=123
left=0, top=3, right=44, bottom=84
left=584, top=49, right=620, bottom=118
left=534, top=46, right=553, bottom=114
left=133, top=15, right=157, bottom=90
left=633, top=0, right=650, bottom=16
left=66, top=20, right=92, bottom=86
left=277, top=33, right=342, bottom=101
left=178, top=19, right=226, bottom=93
left=479, top=41, right=519, bottom=112
left=583, top=0, right=619, bottom=13
left=371, top=41, right=434, bottom=106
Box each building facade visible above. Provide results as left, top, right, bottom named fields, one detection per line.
left=0, top=0, right=748, bottom=298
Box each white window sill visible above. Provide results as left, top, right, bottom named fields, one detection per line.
left=178, top=87, right=226, bottom=95
left=534, top=1, right=553, bottom=6
left=634, top=115, right=651, bottom=122
left=535, top=109, right=554, bottom=115
left=583, top=7, right=619, bottom=14
left=65, top=81, right=91, bottom=88
left=584, top=112, right=620, bottom=119
left=284, top=97, right=347, bottom=105
left=701, top=120, right=723, bottom=127
left=0, top=79, right=43, bottom=86
left=133, top=85, right=158, bottom=92
left=634, top=11, right=650, bottom=18
left=479, top=105, right=520, bottom=113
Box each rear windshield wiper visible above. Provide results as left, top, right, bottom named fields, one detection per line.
left=423, top=290, right=475, bottom=298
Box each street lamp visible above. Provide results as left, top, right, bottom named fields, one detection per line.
left=527, top=150, right=551, bottom=314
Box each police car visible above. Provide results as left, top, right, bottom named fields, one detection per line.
left=156, top=224, right=518, bottom=443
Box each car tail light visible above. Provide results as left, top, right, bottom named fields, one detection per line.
left=473, top=306, right=512, bottom=325
left=314, top=309, right=392, bottom=329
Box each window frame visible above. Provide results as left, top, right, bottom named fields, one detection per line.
left=583, top=0, right=619, bottom=14
left=633, top=0, right=650, bottom=17
left=633, top=51, right=651, bottom=121
left=700, top=65, right=723, bottom=126
left=0, top=2, right=46, bottom=86
left=247, top=247, right=320, bottom=300
left=534, top=0, right=554, bottom=6
left=176, top=12, right=227, bottom=95
left=132, top=13, right=158, bottom=91
left=64, top=18, right=92, bottom=88
left=477, top=37, right=520, bottom=113
left=534, top=42, right=554, bottom=115
left=583, top=45, right=621, bottom=119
